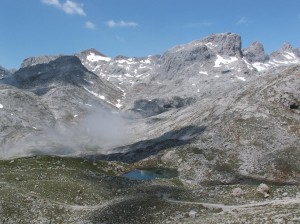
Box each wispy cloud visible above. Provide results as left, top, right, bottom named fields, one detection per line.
left=106, top=20, right=138, bottom=28
left=42, top=0, right=60, bottom=6
left=186, top=22, right=213, bottom=28
left=85, top=21, right=96, bottom=30
left=41, top=0, right=86, bottom=16
left=237, top=17, right=252, bottom=25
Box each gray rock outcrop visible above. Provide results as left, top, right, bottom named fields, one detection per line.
left=232, top=188, right=244, bottom=197
left=270, top=42, right=298, bottom=62
left=200, top=32, right=243, bottom=57
left=21, top=55, right=60, bottom=68
left=0, top=65, right=14, bottom=80
left=159, top=33, right=245, bottom=80
left=243, top=41, right=269, bottom=63
left=12, top=56, right=122, bottom=104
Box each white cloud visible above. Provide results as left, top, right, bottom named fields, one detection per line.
left=62, top=0, right=85, bottom=16
left=186, top=22, right=212, bottom=28
left=41, top=0, right=86, bottom=16
left=85, top=21, right=96, bottom=29
left=237, top=17, right=252, bottom=25
left=106, top=20, right=138, bottom=28
left=42, top=0, right=60, bottom=6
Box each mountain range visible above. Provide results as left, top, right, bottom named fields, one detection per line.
left=1, top=32, right=299, bottom=180
left=0, top=32, right=299, bottom=222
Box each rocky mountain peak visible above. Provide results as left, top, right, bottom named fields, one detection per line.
left=201, top=32, right=243, bottom=57
left=158, top=32, right=245, bottom=79
left=16, top=55, right=121, bottom=103
left=21, top=55, right=61, bottom=68
left=243, top=41, right=269, bottom=63
left=50, top=55, right=88, bottom=71
left=269, top=42, right=299, bottom=63
left=13, top=55, right=89, bottom=87
left=280, top=42, right=294, bottom=52
left=76, top=48, right=107, bottom=58
left=114, top=55, right=131, bottom=60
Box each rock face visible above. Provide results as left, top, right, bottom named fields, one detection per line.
left=245, top=42, right=300, bottom=71
left=131, top=97, right=195, bottom=118
left=159, top=42, right=213, bottom=79
left=0, top=65, right=13, bottom=79
left=0, top=55, right=126, bottom=153
left=270, top=42, right=298, bottom=62
left=243, top=41, right=269, bottom=63
left=21, top=55, right=60, bottom=68
left=159, top=33, right=243, bottom=79
left=0, top=84, right=55, bottom=151
left=76, top=49, right=159, bottom=94
left=12, top=56, right=122, bottom=105
left=294, top=48, right=300, bottom=57
left=200, top=32, right=243, bottom=57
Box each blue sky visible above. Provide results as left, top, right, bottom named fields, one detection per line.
left=1, top=0, right=300, bottom=69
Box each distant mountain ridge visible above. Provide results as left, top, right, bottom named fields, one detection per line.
left=0, top=65, right=15, bottom=79
left=19, top=32, right=300, bottom=78
left=7, top=32, right=300, bottom=116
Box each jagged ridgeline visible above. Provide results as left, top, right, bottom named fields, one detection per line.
left=0, top=33, right=299, bottom=223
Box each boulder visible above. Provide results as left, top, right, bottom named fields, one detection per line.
left=257, top=183, right=270, bottom=197
left=232, top=187, right=244, bottom=197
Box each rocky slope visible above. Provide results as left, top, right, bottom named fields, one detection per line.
left=0, top=65, right=14, bottom=80
left=0, top=32, right=299, bottom=223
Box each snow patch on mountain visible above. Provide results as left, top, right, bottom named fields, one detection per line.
left=199, top=71, right=208, bottom=75
left=283, top=52, right=297, bottom=61
left=236, top=76, right=246, bottom=81
left=242, top=58, right=255, bottom=70
left=251, top=51, right=300, bottom=71
left=116, top=99, right=122, bottom=108
left=214, top=55, right=238, bottom=67
left=87, top=52, right=111, bottom=62
left=205, top=42, right=218, bottom=49
left=84, top=87, right=105, bottom=100
left=252, top=62, right=271, bottom=71
left=78, top=52, right=157, bottom=97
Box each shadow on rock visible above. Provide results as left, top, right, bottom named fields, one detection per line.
left=231, top=174, right=300, bottom=186
left=87, top=125, right=206, bottom=163
left=131, top=96, right=196, bottom=118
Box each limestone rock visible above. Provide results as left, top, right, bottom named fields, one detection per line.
left=257, top=183, right=270, bottom=197
left=243, top=41, right=269, bottom=63
left=232, top=187, right=244, bottom=197
left=21, top=55, right=60, bottom=68
left=188, top=210, right=197, bottom=218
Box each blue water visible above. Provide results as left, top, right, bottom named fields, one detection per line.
left=122, top=168, right=178, bottom=180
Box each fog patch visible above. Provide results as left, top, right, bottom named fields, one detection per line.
left=1, top=107, right=129, bottom=159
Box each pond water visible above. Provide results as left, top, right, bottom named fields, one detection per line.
left=122, top=168, right=178, bottom=180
